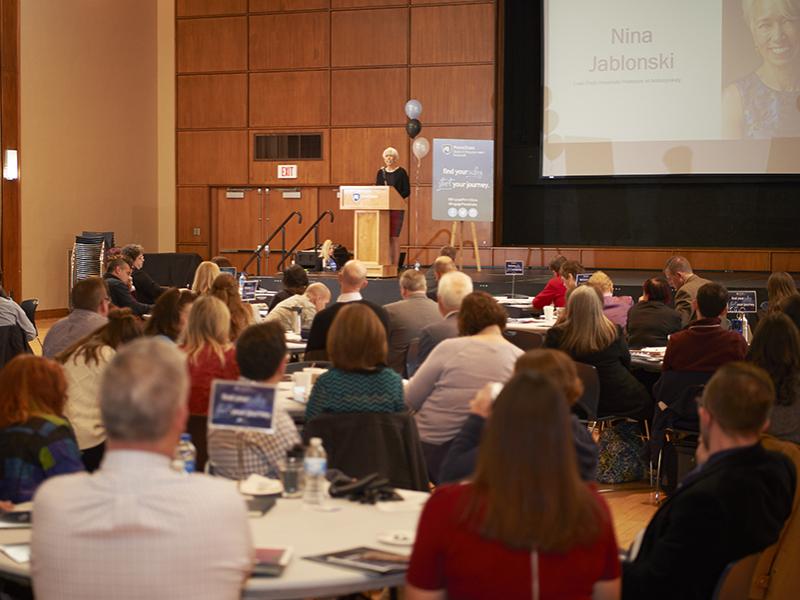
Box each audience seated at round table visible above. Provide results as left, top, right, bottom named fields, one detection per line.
left=545, top=285, right=651, bottom=419
left=588, top=271, right=634, bottom=328
left=406, top=371, right=621, bottom=600
left=190, top=260, right=221, bottom=296
left=210, top=273, right=256, bottom=341
left=305, top=303, right=404, bottom=422
left=180, top=295, right=239, bottom=471
left=57, top=308, right=143, bottom=471
left=0, top=355, right=84, bottom=503
left=143, top=287, right=197, bottom=343
left=625, top=277, right=682, bottom=349
left=268, top=264, right=309, bottom=312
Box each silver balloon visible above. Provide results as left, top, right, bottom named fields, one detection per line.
left=404, top=99, right=423, bottom=120
left=412, top=136, right=430, bottom=160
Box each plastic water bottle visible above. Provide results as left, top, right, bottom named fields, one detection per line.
left=303, top=437, right=327, bottom=505
left=172, top=433, right=197, bottom=474
left=328, top=257, right=337, bottom=272
left=414, top=260, right=420, bottom=271
left=293, top=307, right=302, bottom=334
left=239, top=272, right=246, bottom=291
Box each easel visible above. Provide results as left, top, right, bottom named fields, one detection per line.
left=450, top=221, right=482, bottom=272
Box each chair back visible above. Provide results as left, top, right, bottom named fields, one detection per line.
left=504, top=329, right=544, bottom=351
left=285, top=360, right=332, bottom=374
left=20, top=298, right=38, bottom=327
left=0, top=325, right=33, bottom=371
left=405, top=337, right=420, bottom=378
left=303, top=412, right=429, bottom=491
left=713, top=552, right=762, bottom=600
left=574, top=362, right=600, bottom=420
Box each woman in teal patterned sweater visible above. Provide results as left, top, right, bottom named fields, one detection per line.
left=305, top=303, right=404, bottom=421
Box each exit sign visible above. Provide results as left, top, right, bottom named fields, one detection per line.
left=277, top=164, right=297, bottom=179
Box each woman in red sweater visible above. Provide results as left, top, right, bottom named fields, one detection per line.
left=180, top=295, right=239, bottom=470
left=532, top=255, right=567, bottom=309
left=406, top=370, right=620, bottom=600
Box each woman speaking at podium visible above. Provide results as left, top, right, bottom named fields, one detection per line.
left=376, top=146, right=410, bottom=266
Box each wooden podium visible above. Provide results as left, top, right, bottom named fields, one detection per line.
left=339, top=185, right=405, bottom=278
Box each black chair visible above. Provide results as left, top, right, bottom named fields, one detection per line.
left=20, top=298, right=41, bottom=349
left=285, top=360, right=332, bottom=374
left=503, top=329, right=544, bottom=351
left=0, top=324, right=33, bottom=371
left=303, top=412, right=429, bottom=491
left=405, top=337, right=420, bottom=378
left=574, top=362, right=600, bottom=421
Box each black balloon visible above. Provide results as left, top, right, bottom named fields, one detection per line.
left=406, top=119, right=421, bottom=139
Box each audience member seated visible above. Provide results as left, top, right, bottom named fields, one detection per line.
left=406, top=292, right=522, bottom=482
left=208, top=323, right=300, bottom=479
left=588, top=270, right=634, bottom=328
left=211, top=255, right=234, bottom=269
left=780, top=292, right=800, bottom=331
left=31, top=338, right=253, bottom=600
left=426, top=256, right=457, bottom=301
left=661, top=282, right=747, bottom=373
left=305, top=303, right=404, bottom=422
left=747, top=313, right=800, bottom=444
left=121, top=243, right=165, bottom=305
left=625, top=277, right=682, bottom=348
left=268, top=264, right=309, bottom=311
left=545, top=286, right=651, bottom=419
left=305, top=260, right=390, bottom=360
left=144, top=288, right=197, bottom=342
left=532, top=254, right=567, bottom=309
left=180, top=296, right=240, bottom=471
left=0, top=273, right=36, bottom=342
left=57, top=308, right=143, bottom=472
left=210, top=273, right=256, bottom=341
left=406, top=371, right=620, bottom=600
left=425, top=245, right=457, bottom=291
left=265, top=282, right=331, bottom=332
left=440, top=348, right=598, bottom=484
left=663, top=255, right=712, bottom=326
left=622, top=363, right=796, bottom=600
left=0, top=355, right=84, bottom=503
left=385, top=269, right=442, bottom=374
left=43, top=277, right=110, bottom=358
left=763, top=271, right=798, bottom=313
left=190, top=260, right=221, bottom=295
left=560, top=259, right=585, bottom=300
left=104, top=257, right=151, bottom=317
left=415, top=271, right=474, bottom=372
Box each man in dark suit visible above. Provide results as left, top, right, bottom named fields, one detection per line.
left=103, top=258, right=152, bottom=317
left=304, top=260, right=389, bottom=360
left=623, top=362, right=796, bottom=600
left=664, top=256, right=712, bottom=327
left=413, top=271, right=473, bottom=374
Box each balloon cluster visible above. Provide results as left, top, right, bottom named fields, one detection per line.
left=405, top=99, right=430, bottom=163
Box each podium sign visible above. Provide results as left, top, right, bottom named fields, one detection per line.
left=339, top=185, right=405, bottom=277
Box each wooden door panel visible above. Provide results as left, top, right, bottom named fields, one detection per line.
left=264, top=188, right=318, bottom=256
left=216, top=188, right=263, bottom=254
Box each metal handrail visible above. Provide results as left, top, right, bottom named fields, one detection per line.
left=276, top=210, right=335, bottom=271
left=241, top=210, right=302, bottom=276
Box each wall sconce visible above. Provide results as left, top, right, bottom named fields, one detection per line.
left=3, top=149, right=18, bottom=180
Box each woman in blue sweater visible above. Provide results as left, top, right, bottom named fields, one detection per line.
left=305, top=303, right=404, bottom=421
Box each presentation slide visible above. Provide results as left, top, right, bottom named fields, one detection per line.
left=543, top=0, right=800, bottom=176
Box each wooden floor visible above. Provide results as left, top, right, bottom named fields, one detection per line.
left=33, top=317, right=658, bottom=549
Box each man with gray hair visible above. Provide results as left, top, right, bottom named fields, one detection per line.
left=31, top=338, right=253, bottom=600
left=413, top=271, right=473, bottom=374
left=663, top=256, right=712, bottom=326
left=305, top=259, right=390, bottom=360
left=426, top=255, right=457, bottom=301
left=385, top=269, right=442, bottom=374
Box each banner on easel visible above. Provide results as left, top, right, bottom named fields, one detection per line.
left=432, top=138, right=494, bottom=222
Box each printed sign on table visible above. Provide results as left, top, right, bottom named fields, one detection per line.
left=505, top=260, right=524, bottom=276
left=727, top=290, right=757, bottom=314
left=209, top=380, right=276, bottom=433
left=432, top=139, right=494, bottom=222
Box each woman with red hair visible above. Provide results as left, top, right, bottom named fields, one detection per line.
left=0, top=355, right=84, bottom=503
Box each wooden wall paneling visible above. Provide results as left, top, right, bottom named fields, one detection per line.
left=249, top=129, right=330, bottom=185
left=331, top=8, right=408, bottom=67
left=410, top=3, right=495, bottom=65
left=330, top=127, right=407, bottom=184
left=492, top=247, right=533, bottom=267
left=177, top=17, right=248, bottom=73
left=771, top=252, right=800, bottom=273
left=403, top=246, right=435, bottom=267
left=176, top=244, right=211, bottom=261
left=331, top=68, right=407, bottom=126
left=177, top=187, right=211, bottom=244
left=250, top=0, right=329, bottom=12
left=410, top=125, right=494, bottom=184
left=318, top=187, right=354, bottom=248
left=178, top=130, right=249, bottom=184
left=0, top=0, right=20, bottom=299
left=249, top=12, right=329, bottom=70
left=411, top=0, right=490, bottom=4
left=332, top=0, right=406, bottom=7
left=249, top=70, right=329, bottom=127
left=676, top=250, right=771, bottom=273
left=215, top=188, right=263, bottom=254
left=265, top=187, right=318, bottom=254
left=580, top=249, right=674, bottom=271
left=176, top=0, right=247, bottom=17
left=177, top=74, right=247, bottom=129
left=409, top=186, right=493, bottom=248
left=410, top=65, right=495, bottom=124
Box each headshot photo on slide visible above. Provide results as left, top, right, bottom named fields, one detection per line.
left=721, top=0, right=800, bottom=139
